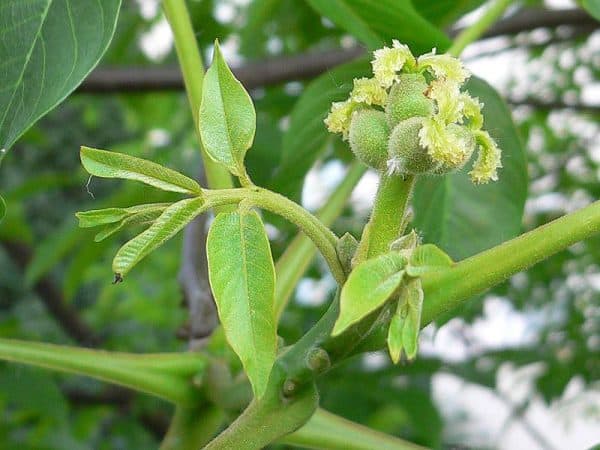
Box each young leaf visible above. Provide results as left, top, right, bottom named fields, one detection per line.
left=333, top=252, right=406, bottom=336
left=206, top=210, right=276, bottom=398
left=94, top=206, right=169, bottom=242
left=112, top=198, right=207, bottom=279
left=199, top=41, right=256, bottom=178
left=405, top=244, right=453, bottom=277
left=76, top=208, right=129, bottom=228
left=387, top=277, right=423, bottom=363
left=80, top=147, right=202, bottom=195
left=0, top=0, right=121, bottom=151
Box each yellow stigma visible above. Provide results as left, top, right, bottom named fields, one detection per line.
left=324, top=100, right=358, bottom=140
left=418, top=50, right=470, bottom=85
left=469, top=130, right=502, bottom=183
left=427, top=79, right=463, bottom=124
left=350, top=77, right=388, bottom=106
left=371, top=40, right=416, bottom=88
left=419, top=117, right=468, bottom=167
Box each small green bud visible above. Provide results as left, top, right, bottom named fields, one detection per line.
left=348, top=109, right=389, bottom=170
left=306, top=347, right=331, bottom=373
left=337, top=232, right=359, bottom=275
left=385, top=73, right=433, bottom=128
left=387, top=117, right=439, bottom=175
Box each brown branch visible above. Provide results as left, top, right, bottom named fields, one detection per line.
left=177, top=169, right=219, bottom=349
left=1, top=241, right=101, bottom=346
left=76, top=8, right=596, bottom=94
left=507, top=98, right=600, bottom=113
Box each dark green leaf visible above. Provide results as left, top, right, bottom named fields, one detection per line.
left=207, top=209, right=277, bottom=398
left=304, top=0, right=450, bottom=52
left=113, top=197, right=207, bottom=278
left=80, top=147, right=202, bottom=195
left=333, top=252, right=406, bottom=336
left=272, top=59, right=370, bottom=201
left=579, top=0, right=600, bottom=20
left=412, top=0, right=486, bottom=27
left=0, top=0, right=121, bottom=150
left=199, top=41, right=256, bottom=178
left=413, top=76, right=528, bottom=260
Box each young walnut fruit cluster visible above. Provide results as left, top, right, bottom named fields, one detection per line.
left=324, top=41, right=501, bottom=184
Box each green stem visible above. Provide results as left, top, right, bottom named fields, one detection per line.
left=282, top=408, right=426, bottom=450
left=447, top=0, right=514, bottom=57
left=421, top=199, right=600, bottom=325
left=161, top=405, right=225, bottom=450
left=163, top=0, right=233, bottom=192
left=275, top=161, right=366, bottom=319
left=366, top=174, right=415, bottom=259
left=204, top=187, right=346, bottom=285
left=0, top=339, right=205, bottom=405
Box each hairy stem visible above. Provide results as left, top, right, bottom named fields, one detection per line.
left=448, top=0, right=515, bottom=56
left=163, top=0, right=233, bottom=192
left=204, top=187, right=346, bottom=284
left=282, top=408, right=427, bottom=450
left=161, top=405, right=225, bottom=450
left=275, top=161, right=366, bottom=319
left=366, top=174, right=415, bottom=259
left=421, top=199, right=600, bottom=324
left=0, top=339, right=205, bottom=405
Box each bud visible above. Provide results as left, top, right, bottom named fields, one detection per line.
left=348, top=109, right=389, bottom=170
left=385, top=73, right=433, bottom=128
left=387, top=117, right=439, bottom=175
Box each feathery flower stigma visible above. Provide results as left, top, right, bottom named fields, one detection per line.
left=372, top=41, right=415, bottom=88
left=460, top=93, right=484, bottom=130
left=418, top=50, right=470, bottom=85
left=470, top=130, right=502, bottom=183
left=428, top=80, right=463, bottom=124
left=324, top=100, right=358, bottom=140
left=351, top=77, right=388, bottom=106
left=419, top=117, right=468, bottom=167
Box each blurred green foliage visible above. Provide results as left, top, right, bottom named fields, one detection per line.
left=0, top=1, right=598, bottom=449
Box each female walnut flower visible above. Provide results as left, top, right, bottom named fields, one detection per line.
left=324, top=41, right=502, bottom=184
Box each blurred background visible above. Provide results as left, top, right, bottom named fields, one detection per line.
left=0, top=0, right=599, bottom=448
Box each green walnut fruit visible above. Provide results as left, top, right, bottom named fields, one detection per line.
left=385, top=73, right=434, bottom=128
left=348, top=109, right=389, bottom=170
left=430, top=124, right=477, bottom=175
left=387, top=117, right=439, bottom=175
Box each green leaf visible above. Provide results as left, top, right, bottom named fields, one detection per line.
left=272, top=59, right=370, bottom=202
left=333, top=253, right=406, bottom=336
left=0, top=194, right=5, bottom=223
left=412, top=0, right=486, bottom=27
left=304, top=0, right=450, bottom=52
left=80, top=146, right=202, bottom=195
left=579, top=0, right=600, bottom=20
left=76, top=203, right=170, bottom=230
left=199, top=40, right=256, bottom=178
left=413, top=76, right=528, bottom=260
left=0, top=0, right=121, bottom=151
left=406, top=244, right=453, bottom=277
left=76, top=208, right=129, bottom=228
left=113, top=197, right=207, bottom=279
left=94, top=206, right=168, bottom=242
left=207, top=209, right=277, bottom=398
left=387, top=277, right=423, bottom=363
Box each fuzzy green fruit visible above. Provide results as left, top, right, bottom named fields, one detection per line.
left=385, top=73, right=434, bottom=128
left=387, top=117, right=439, bottom=175
left=348, top=109, right=389, bottom=170
left=430, top=124, right=476, bottom=175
